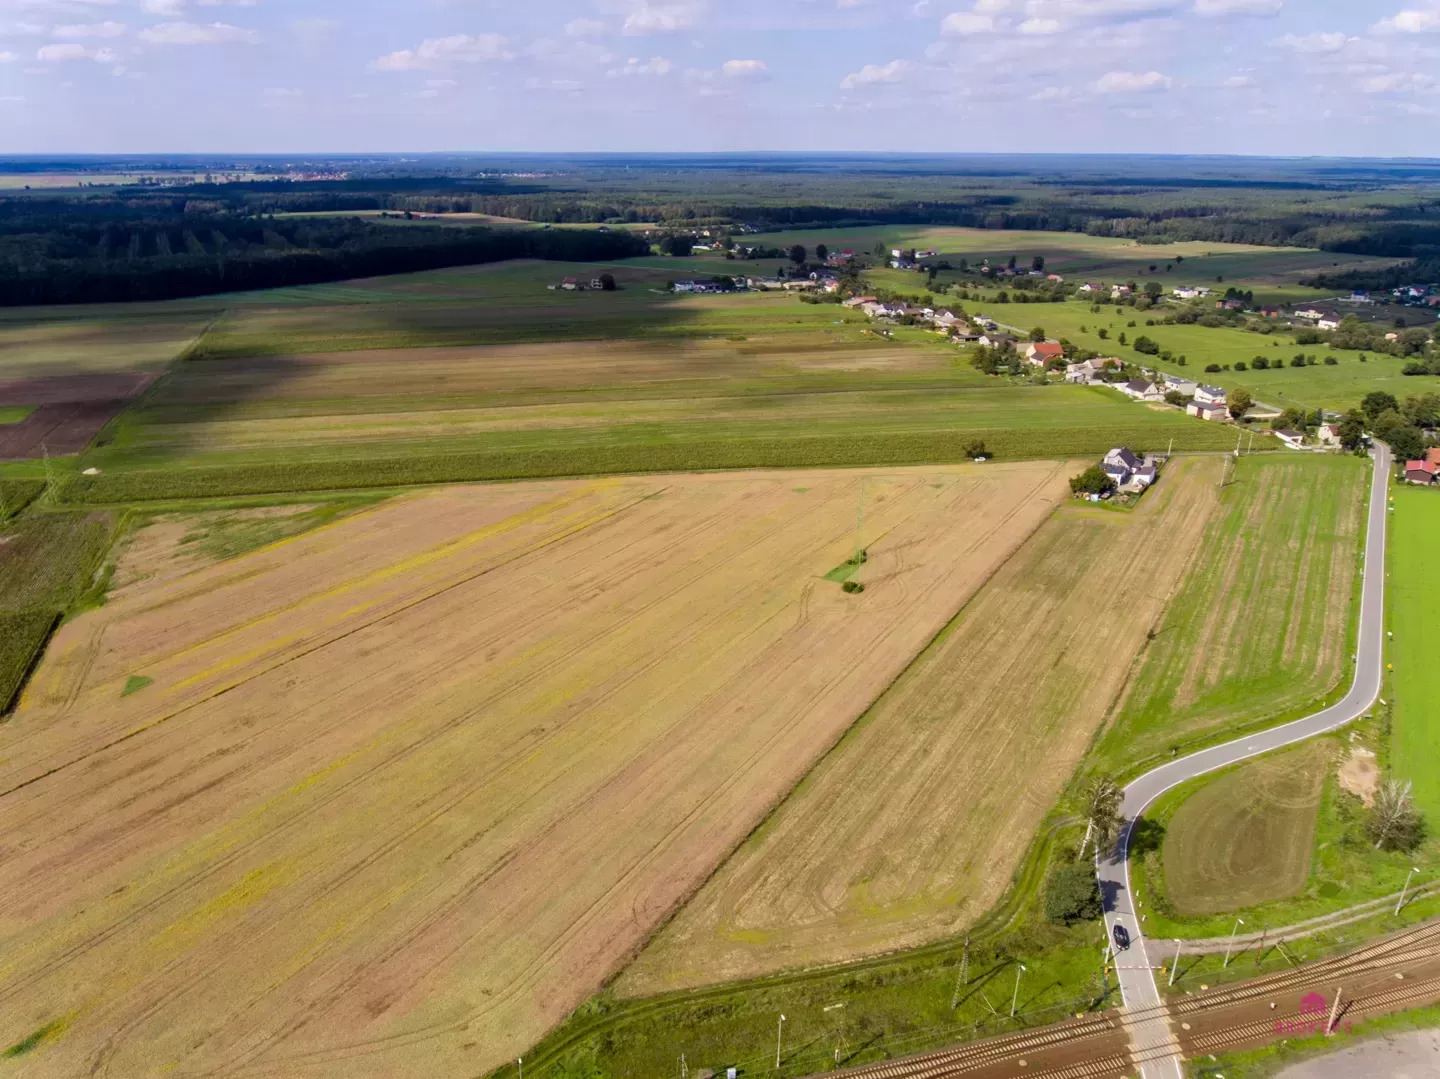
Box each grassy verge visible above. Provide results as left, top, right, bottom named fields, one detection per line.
left=1184, top=1001, right=1440, bottom=1078
left=499, top=819, right=1116, bottom=1079
left=0, top=478, right=46, bottom=521
left=60, top=427, right=1246, bottom=503
left=1388, top=486, right=1440, bottom=819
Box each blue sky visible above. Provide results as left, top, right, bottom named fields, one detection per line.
left=0, top=0, right=1437, bottom=155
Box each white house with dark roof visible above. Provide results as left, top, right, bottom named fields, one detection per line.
left=1193, top=384, right=1227, bottom=405
left=1187, top=400, right=1228, bottom=421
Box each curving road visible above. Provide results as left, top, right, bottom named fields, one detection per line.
left=1097, top=441, right=1392, bottom=1079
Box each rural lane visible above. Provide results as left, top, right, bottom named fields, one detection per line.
left=1098, top=441, right=1392, bottom=1079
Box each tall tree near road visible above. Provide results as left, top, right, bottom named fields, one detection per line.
left=816, top=243, right=829, bottom=262
left=1077, top=776, right=1124, bottom=860
left=788, top=244, right=806, bottom=265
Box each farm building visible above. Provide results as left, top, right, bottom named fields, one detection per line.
left=1193, top=384, right=1227, bottom=405
left=1025, top=341, right=1065, bottom=366
left=1119, top=379, right=1165, bottom=403
left=1405, top=459, right=1437, bottom=485
left=1187, top=400, right=1228, bottom=422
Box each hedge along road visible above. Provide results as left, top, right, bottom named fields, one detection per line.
left=1096, top=439, right=1392, bottom=1079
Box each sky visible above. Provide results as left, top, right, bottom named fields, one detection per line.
left=0, top=0, right=1437, bottom=155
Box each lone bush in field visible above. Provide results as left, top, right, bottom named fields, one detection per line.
left=964, top=439, right=988, bottom=459
left=841, top=580, right=864, bottom=594
left=1044, top=864, right=1102, bottom=926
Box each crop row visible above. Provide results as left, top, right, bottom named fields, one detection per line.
left=0, top=611, right=59, bottom=714
left=62, top=425, right=1255, bottom=503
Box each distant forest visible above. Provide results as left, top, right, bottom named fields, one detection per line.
left=3, top=153, right=1440, bottom=304
left=0, top=199, right=648, bottom=305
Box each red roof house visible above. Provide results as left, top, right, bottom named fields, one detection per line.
left=1405, top=459, right=1437, bottom=484
left=1025, top=341, right=1065, bottom=365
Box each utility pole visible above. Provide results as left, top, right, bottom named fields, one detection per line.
left=775, top=1014, right=786, bottom=1069
left=1326, top=988, right=1344, bottom=1036
left=1169, top=939, right=1183, bottom=987
left=680, top=1055, right=688, bottom=1079
left=1396, top=867, right=1420, bottom=916
left=1010, top=964, right=1027, bottom=1017
left=951, top=938, right=970, bottom=1008
left=1223, top=918, right=1245, bottom=968
left=518, top=1058, right=523, bottom=1079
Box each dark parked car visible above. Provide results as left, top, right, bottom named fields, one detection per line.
left=1112, top=923, right=1131, bottom=952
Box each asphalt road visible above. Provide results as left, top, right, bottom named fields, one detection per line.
left=1097, top=441, right=1393, bottom=1079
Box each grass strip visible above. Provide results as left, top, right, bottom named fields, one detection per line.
left=62, top=427, right=1254, bottom=503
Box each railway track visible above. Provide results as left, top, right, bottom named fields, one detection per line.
left=831, top=1013, right=1127, bottom=1079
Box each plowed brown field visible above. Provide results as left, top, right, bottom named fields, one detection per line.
left=619, top=457, right=1223, bottom=996
left=0, top=462, right=1067, bottom=1079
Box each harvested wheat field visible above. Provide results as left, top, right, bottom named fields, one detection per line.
left=0, top=462, right=1067, bottom=1079
left=619, top=456, right=1223, bottom=996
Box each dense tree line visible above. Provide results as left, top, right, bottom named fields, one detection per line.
left=0, top=211, right=648, bottom=305
left=1305, top=256, right=1440, bottom=292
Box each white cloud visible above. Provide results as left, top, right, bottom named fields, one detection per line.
left=141, top=0, right=185, bottom=12
left=263, top=86, right=300, bottom=96
left=1018, top=16, right=1061, bottom=33
left=608, top=54, right=671, bottom=75
left=1275, top=31, right=1348, bottom=53
left=1223, top=73, right=1256, bottom=87
left=1095, top=69, right=1171, bottom=92
left=1361, top=71, right=1435, bottom=93
left=0, top=50, right=14, bottom=61
left=138, top=21, right=258, bottom=44
left=1194, top=0, right=1281, bottom=14
left=622, top=1, right=702, bottom=34
left=1372, top=7, right=1440, bottom=34
left=52, top=20, right=124, bottom=36
left=37, top=41, right=113, bottom=60
left=565, top=17, right=605, bottom=35
left=840, top=57, right=911, bottom=88
left=1029, top=85, right=1071, bottom=99
left=721, top=57, right=767, bottom=78
left=940, top=11, right=995, bottom=34
left=372, top=33, right=513, bottom=71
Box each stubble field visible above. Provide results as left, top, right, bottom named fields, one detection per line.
left=0, top=461, right=1068, bottom=1079
left=619, top=455, right=1223, bottom=995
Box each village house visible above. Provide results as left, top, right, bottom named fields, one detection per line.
left=979, top=332, right=1017, bottom=350
left=1101, top=447, right=1142, bottom=486
left=1187, top=399, right=1228, bottom=421
left=1024, top=341, right=1065, bottom=366
left=1274, top=428, right=1307, bottom=450
left=931, top=309, right=962, bottom=328
left=1192, top=384, right=1227, bottom=405
left=1404, top=459, right=1437, bottom=485
left=1162, top=374, right=1198, bottom=396
left=1119, top=379, right=1165, bottom=403
left=843, top=295, right=877, bottom=308
left=1260, top=305, right=1281, bottom=318
left=1318, top=423, right=1343, bottom=448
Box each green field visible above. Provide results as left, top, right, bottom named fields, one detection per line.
left=1, top=258, right=1243, bottom=500
left=1162, top=742, right=1329, bottom=916
left=1388, top=486, right=1440, bottom=818
left=1091, top=455, right=1367, bottom=775
left=0, top=511, right=115, bottom=712
left=0, top=407, right=33, bottom=424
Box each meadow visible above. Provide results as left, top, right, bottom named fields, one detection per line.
left=0, top=463, right=1069, bottom=1079
left=1089, top=455, right=1367, bottom=776
left=620, top=457, right=1222, bottom=995
left=1387, top=485, right=1440, bottom=818
left=1161, top=742, right=1330, bottom=916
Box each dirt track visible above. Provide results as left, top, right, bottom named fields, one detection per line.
left=0, top=463, right=1066, bottom=1078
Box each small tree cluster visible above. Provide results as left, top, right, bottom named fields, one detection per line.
left=1044, top=864, right=1102, bottom=926
left=1070, top=466, right=1116, bottom=497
